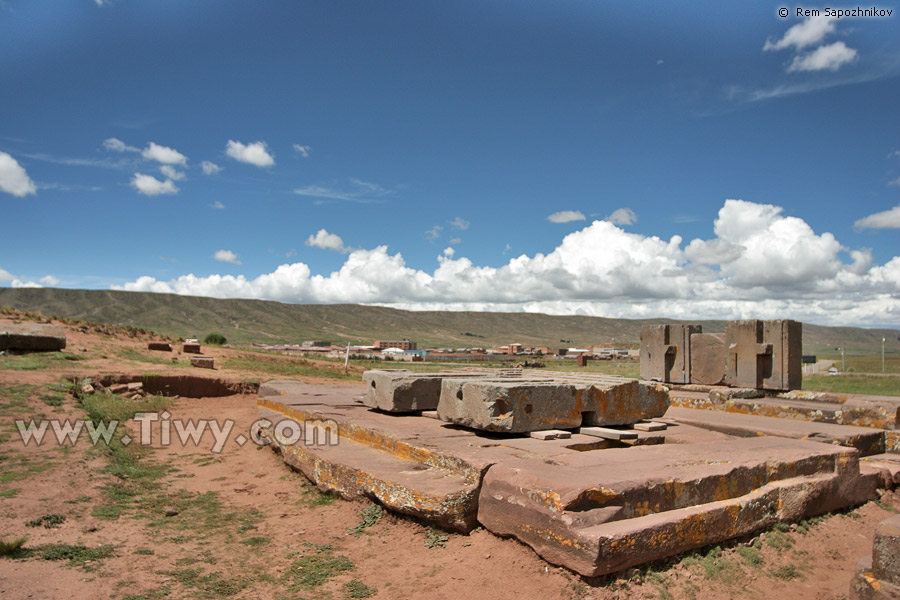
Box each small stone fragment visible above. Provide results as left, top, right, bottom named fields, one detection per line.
left=190, top=356, right=215, bottom=369
left=633, top=422, right=667, bottom=432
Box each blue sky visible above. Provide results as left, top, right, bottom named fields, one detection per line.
left=1, top=1, right=899, bottom=327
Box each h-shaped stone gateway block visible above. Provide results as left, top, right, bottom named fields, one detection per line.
left=639, top=324, right=700, bottom=384
left=724, top=319, right=801, bottom=391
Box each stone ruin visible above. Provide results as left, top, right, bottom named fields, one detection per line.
left=0, top=322, right=66, bottom=352
left=640, top=319, right=802, bottom=390
left=257, top=346, right=900, bottom=577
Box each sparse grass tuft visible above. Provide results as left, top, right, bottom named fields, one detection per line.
left=162, top=567, right=249, bottom=597
left=239, top=536, right=270, bottom=547
left=348, top=503, right=382, bottom=537
left=25, top=513, right=66, bottom=528
left=737, top=545, right=764, bottom=567
left=770, top=563, right=802, bottom=580
left=765, top=530, right=793, bottom=552
left=344, top=579, right=377, bottom=598
left=298, top=484, right=338, bottom=508
left=424, top=528, right=449, bottom=549
left=17, top=543, right=117, bottom=565
left=283, top=546, right=355, bottom=590
left=0, top=536, right=28, bottom=557
left=681, top=546, right=740, bottom=584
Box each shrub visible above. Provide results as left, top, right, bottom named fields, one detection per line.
left=203, top=333, right=227, bottom=346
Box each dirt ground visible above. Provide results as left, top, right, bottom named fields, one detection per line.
left=1, top=317, right=898, bottom=600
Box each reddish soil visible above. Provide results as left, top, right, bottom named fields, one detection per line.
left=1, top=316, right=898, bottom=600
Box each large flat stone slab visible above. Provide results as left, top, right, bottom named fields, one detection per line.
left=670, top=388, right=900, bottom=430
left=259, top=406, right=479, bottom=531
left=478, top=437, right=880, bottom=576
left=665, top=406, right=886, bottom=456
left=0, top=322, right=66, bottom=351
left=258, top=380, right=889, bottom=576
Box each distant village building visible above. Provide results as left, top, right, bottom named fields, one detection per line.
left=375, top=340, right=417, bottom=351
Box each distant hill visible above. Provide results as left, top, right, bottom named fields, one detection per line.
left=1, top=287, right=897, bottom=354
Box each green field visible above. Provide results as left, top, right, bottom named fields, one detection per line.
left=802, top=374, right=900, bottom=397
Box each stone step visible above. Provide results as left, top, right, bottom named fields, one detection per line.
left=669, top=389, right=900, bottom=430
left=259, top=408, right=479, bottom=532
left=664, top=406, right=886, bottom=456
left=478, top=437, right=882, bottom=576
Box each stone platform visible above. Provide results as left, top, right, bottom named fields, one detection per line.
left=363, top=369, right=669, bottom=433
left=258, top=378, right=894, bottom=576
left=669, top=386, right=900, bottom=430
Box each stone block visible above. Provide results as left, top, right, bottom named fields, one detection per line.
left=579, top=378, right=670, bottom=427
left=724, top=319, right=801, bottom=390
left=850, top=555, right=900, bottom=600
left=639, top=324, right=700, bottom=384
left=0, top=322, right=66, bottom=351
left=148, top=341, right=172, bottom=351
left=438, top=379, right=583, bottom=433
left=874, top=515, right=900, bottom=586
left=438, top=376, right=669, bottom=433
left=190, top=356, right=215, bottom=369
left=529, top=430, right=572, bottom=440
left=183, top=342, right=202, bottom=354
left=690, top=332, right=726, bottom=386
left=362, top=370, right=493, bottom=412
left=579, top=426, right=638, bottom=440
left=633, top=421, right=666, bottom=431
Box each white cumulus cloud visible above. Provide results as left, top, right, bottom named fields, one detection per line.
left=293, top=144, right=311, bottom=157
left=131, top=173, right=178, bottom=196
left=855, top=205, right=900, bottom=230
left=142, top=142, right=187, bottom=165
left=607, top=208, right=637, bottom=226
left=764, top=15, right=836, bottom=51
left=449, top=217, right=470, bottom=230
left=0, top=151, right=37, bottom=197
left=39, top=275, right=60, bottom=286
left=110, top=199, right=900, bottom=327
left=305, top=229, right=349, bottom=253
left=226, top=140, right=274, bottom=167
left=160, top=165, right=185, bottom=181
left=103, top=137, right=139, bottom=153
left=547, top=210, right=586, bottom=223
left=787, top=41, right=857, bottom=72
left=213, top=249, right=241, bottom=265
left=201, top=161, right=222, bottom=175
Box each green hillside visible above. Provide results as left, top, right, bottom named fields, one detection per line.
left=0, top=287, right=897, bottom=354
